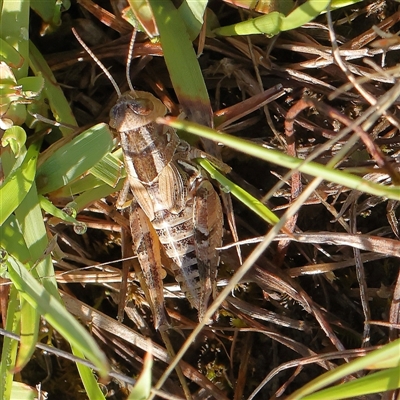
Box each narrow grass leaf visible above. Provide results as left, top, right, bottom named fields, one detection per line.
left=14, top=298, right=39, bottom=373
left=160, top=117, right=400, bottom=201
left=149, top=0, right=212, bottom=127
left=198, top=158, right=280, bottom=225
left=0, top=214, right=31, bottom=264
left=53, top=148, right=124, bottom=197
left=128, top=349, right=153, bottom=400
left=5, top=254, right=110, bottom=377
left=0, top=287, right=20, bottom=400
left=39, top=195, right=81, bottom=225
left=287, top=339, right=400, bottom=399
left=330, top=0, right=363, bottom=10
left=280, top=0, right=330, bottom=31
left=29, top=41, right=77, bottom=133
left=70, top=179, right=125, bottom=212
left=10, top=382, right=37, bottom=400
left=303, top=368, right=400, bottom=400
left=213, top=0, right=356, bottom=36
left=71, top=345, right=106, bottom=400
left=213, top=11, right=284, bottom=36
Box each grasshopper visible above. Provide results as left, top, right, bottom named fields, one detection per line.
left=74, top=30, right=224, bottom=329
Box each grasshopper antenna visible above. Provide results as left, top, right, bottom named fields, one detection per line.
left=126, top=29, right=138, bottom=96
left=72, top=27, right=122, bottom=98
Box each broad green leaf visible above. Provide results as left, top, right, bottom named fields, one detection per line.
left=0, top=38, right=24, bottom=67
left=2, top=126, right=27, bottom=157
left=0, top=143, right=38, bottom=225
left=30, top=0, right=70, bottom=34
left=89, top=151, right=123, bottom=188
left=178, top=0, right=207, bottom=40
left=36, top=123, right=113, bottom=194
left=0, top=0, right=30, bottom=78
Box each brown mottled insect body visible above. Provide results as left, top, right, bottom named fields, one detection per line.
left=110, top=91, right=223, bottom=329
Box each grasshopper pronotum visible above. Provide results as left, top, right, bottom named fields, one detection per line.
left=73, top=29, right=223, bottom=329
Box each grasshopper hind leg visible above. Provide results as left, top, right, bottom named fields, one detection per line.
left=129, top=200, right=169, bottom=330
left=193, top=179, right=224, bottom=324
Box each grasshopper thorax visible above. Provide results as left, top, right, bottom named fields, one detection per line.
left=109, top=91, right=167, bottom=133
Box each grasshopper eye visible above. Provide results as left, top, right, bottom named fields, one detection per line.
left=129, top=98, right=154, bottom=116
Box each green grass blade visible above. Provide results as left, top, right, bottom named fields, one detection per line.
left=178, top=0, right=207, bottom=40
left=303, top=367, right=400, bottom=399
left=39, top=195, right=81, bottom=225
left=213, top=11, right=284, bottom=36
left=2, top=126, right=27, bottom=157
left=128, top=351, right=153, bottom=400
left=0, top=0, right=29, bottom=78
left=10, top=382, right=37, bottom=400
left=0, top=143, right=38, bottom=225
left=0, top=37, right=24, bottom=67
left=287, top=339, right=400, bottom=399
left=160, top=117, right=400, bottom=201
left=30, top=0, right=69, bottom=32
left=14, top=298, right=39, bottom=372
left=213, top=0, right=362, bottom=36
left=29, top=41, right=78, bottom=133
left=0, top=287, right=20, bottom=400
left=0, top=214, right=31, bottom=264
left=197, top=158, right=280, bottom=225
left=36, top=123, right=113, bottom=194
left=5, top=254, right=110, bottom=377
left=53, top=148, right=124, bottom=197
left=70, top=179, right=125, bottom=212
left=279, top=0, right=330, bottom=31
left=148, top=0, right=212, bottom=126
left=71, top=345, right=106, bottom=400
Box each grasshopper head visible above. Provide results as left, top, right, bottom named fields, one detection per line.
left=109, top=91, right=167, bottom=133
